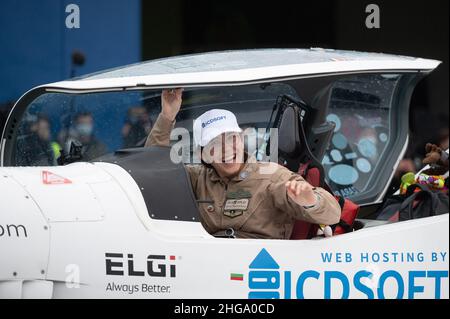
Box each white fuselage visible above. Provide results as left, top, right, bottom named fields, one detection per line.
left=0, top=162, right=448, bottom=299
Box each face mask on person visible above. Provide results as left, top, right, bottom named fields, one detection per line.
left=128, top=115, right=139, bottom=125
left=76, top=123, right=93, bottom=137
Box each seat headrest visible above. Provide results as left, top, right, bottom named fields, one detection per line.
left=273, top=94, right=331, bottom=188
left=278, top=106, right=301, bottom=158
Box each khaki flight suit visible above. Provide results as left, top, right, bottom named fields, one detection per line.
left=145, top=113, right=341, bottom=239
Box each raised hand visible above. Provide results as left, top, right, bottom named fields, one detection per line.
left=161, top=88, right=183, bottom=121
left=285, top=180, right=318, bottom=207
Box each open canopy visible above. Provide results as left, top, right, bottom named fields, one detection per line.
left=1, top=49, right=442, bottom=207
left=44, top=48, right=440, bottom=91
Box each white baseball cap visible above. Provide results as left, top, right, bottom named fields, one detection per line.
left=193, top=109, right=242, bottom=147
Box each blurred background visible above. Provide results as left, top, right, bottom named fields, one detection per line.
left=0, top=0, right=448, bottom=175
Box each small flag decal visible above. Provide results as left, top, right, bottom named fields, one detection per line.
left=230, top=273, right=244, bottom=281
left=42, top=170, right=72, bottom=185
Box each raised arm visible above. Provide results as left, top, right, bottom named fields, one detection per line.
left=145, top=89, right=183, bottom=147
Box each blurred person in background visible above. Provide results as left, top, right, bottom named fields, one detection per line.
left=16, top=114, right=59, bottom=166
left=60, top=112, right=108, bottom=161
left=122, top=106, right=153, bottom=148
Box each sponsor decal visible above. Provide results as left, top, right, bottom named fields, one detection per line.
left=105, top=253, right=176, bottom=277
left=42, top=170, right=72, bottom=185
left=233, top=248, right=449, bottom=299
left=0, top=224, right=28, bottom=238
left=202, top=116, right=226, bottom=128
left=104, top=253, right=178, bottom=295
left=247, top=248, right=281, bottom=299
left=105, top=282, right=171, bottom=295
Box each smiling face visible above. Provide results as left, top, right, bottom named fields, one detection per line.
left=202, top=132, right=245, bottom=179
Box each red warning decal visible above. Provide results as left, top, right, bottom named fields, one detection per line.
left=42, top=170, right=72, bottom=185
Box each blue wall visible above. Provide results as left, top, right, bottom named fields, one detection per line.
left=0, top=0, right=141, bottom=104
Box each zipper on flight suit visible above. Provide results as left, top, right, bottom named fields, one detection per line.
left=220, top=182, right=228, bottom=229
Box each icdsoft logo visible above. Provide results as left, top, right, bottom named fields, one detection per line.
left=235, top=248, right=449, bottom=299
left=248, top=248, right=290, bottom=299
left=247, top=248, right=284, bottom=299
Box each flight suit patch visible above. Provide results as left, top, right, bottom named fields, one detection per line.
left=198, top=200, right=215, bottom=213
left=223, top=189, right=251, bottom=218
left=226, top=189, right=252, bottom=199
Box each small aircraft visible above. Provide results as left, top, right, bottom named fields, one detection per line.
left=0, top=49, right=448, bottom=299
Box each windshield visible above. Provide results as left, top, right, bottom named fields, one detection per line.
left=322, top=74, right=401, bottom=199
left=7, top=74, right=407, bottom=205
left=12, top=83, right=298, bottom=166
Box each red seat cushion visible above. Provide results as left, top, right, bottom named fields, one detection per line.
left=291, top=165, right=320, bottom=239
left=290, top=166, right=321, bottom=239
left=304, top=167, right=321, bottom=187
left=291, top=220, right=316, bottom=239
